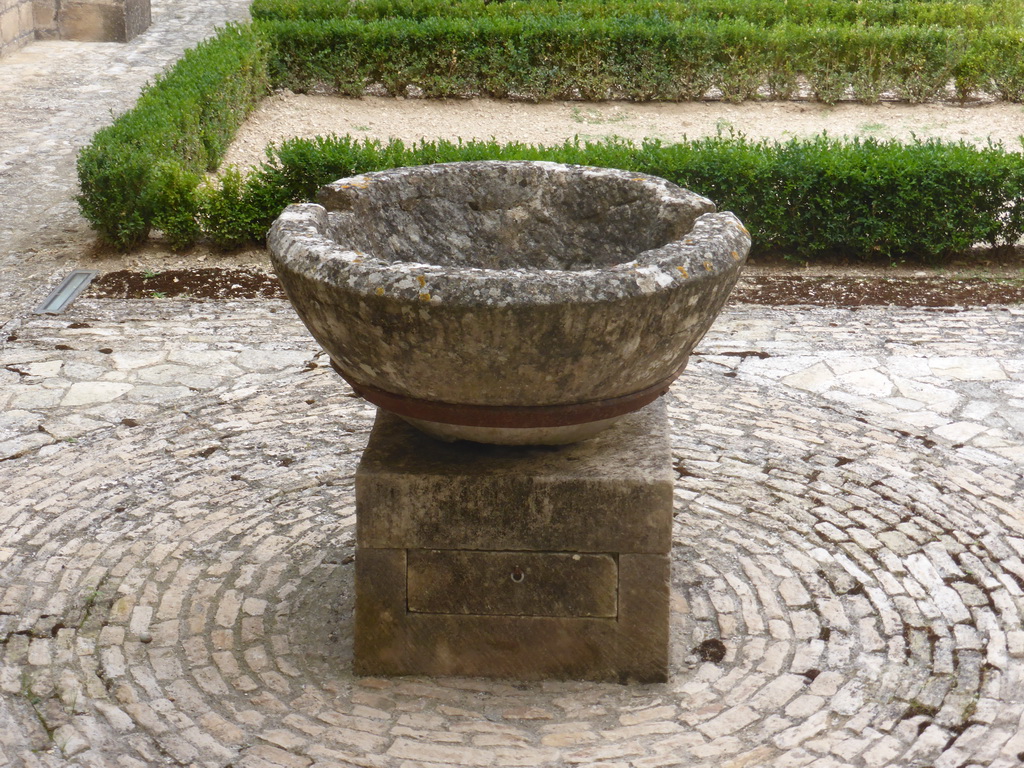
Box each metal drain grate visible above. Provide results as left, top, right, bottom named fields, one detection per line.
left=33, top=270, right=98, bottom=314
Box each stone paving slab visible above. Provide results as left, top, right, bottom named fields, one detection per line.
left=2, top=298, right=1024, bottom=767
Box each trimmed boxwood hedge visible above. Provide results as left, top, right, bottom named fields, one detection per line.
left=250, top=0, right=1024, bottom=103
left=194, top=134, right=1024, bottom=262
left=260, top=17, right=1024, bottom=104
left=75, top=24, right=270, bottom=250
left=251, top=0, right=1024, bottom=31
left=75, top=5, right=1024, bottom=260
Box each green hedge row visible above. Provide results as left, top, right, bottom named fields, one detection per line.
left=75, top=14, right=1024, bottom=255
left=251, top=0, right=1024, bottom=31
left=261, top=17, right=1024, bottom=103
left=75, top=24, right=270, bottom=250
left=194, top=134, right=1024, bottom=263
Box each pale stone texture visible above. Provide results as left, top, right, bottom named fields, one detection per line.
left=354, top=403, right=673, bottom=682
left=0, top=0, right=34, bottom=55
left=269, top=161, right=750, bottom=444
left=60, top=380, right=132, bottom=405
left=30, top=0, right=149, bottom=43
left=2, top=0, right=149, bottom=58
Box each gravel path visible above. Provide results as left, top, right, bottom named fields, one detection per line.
left=223, top=93, right=1024, bottom=171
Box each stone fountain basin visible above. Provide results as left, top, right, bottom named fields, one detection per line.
left=268, top=161, right=751, bottom=444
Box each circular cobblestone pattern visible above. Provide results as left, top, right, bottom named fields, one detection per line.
left=3, top=350, right=1024, bottom=768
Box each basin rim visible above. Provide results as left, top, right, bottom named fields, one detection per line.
left=268, top=161, right=751, bottom=308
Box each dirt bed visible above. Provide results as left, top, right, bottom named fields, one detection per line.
left=87, top=266, right=1024, bottom=307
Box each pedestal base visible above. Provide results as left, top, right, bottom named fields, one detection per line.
left=353, top=400, right=674, bottom=683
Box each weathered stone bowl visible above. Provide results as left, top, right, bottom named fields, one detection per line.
left=268, top=161, right=751, bottom=444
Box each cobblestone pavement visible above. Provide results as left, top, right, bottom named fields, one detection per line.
left=2, top=299, right=1023, bottom=767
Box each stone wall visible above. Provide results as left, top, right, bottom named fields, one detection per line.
left=0, top=0, right=34, bottom=56
left=34, top=0, right=151, bottom=43
left=31, top=0, right=60, bottom=38
left=0, top=0, right=150, bottom=57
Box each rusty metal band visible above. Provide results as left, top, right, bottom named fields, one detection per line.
left=330, top=358, right=688, bottom=429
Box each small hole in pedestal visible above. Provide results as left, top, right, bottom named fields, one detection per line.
left=510, top=566, right=525, bottom=583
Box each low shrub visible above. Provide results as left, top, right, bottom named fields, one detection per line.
left=198, top=134, right=1024, bottom=263
left=75, top=9, right=1024, bottom=253
left=76, top=23, right=270, bottom=249
left=259, top=16, right=1014, bottom=104
left=251, top=0, right=1024, bottom=31
left=973, top=29, right=1024, bottom=100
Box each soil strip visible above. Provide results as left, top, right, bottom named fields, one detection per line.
left=88, top=268, right=1024, bottom=307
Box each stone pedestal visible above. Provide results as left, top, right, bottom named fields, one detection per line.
left=353, top=400, right=673, bottom=683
